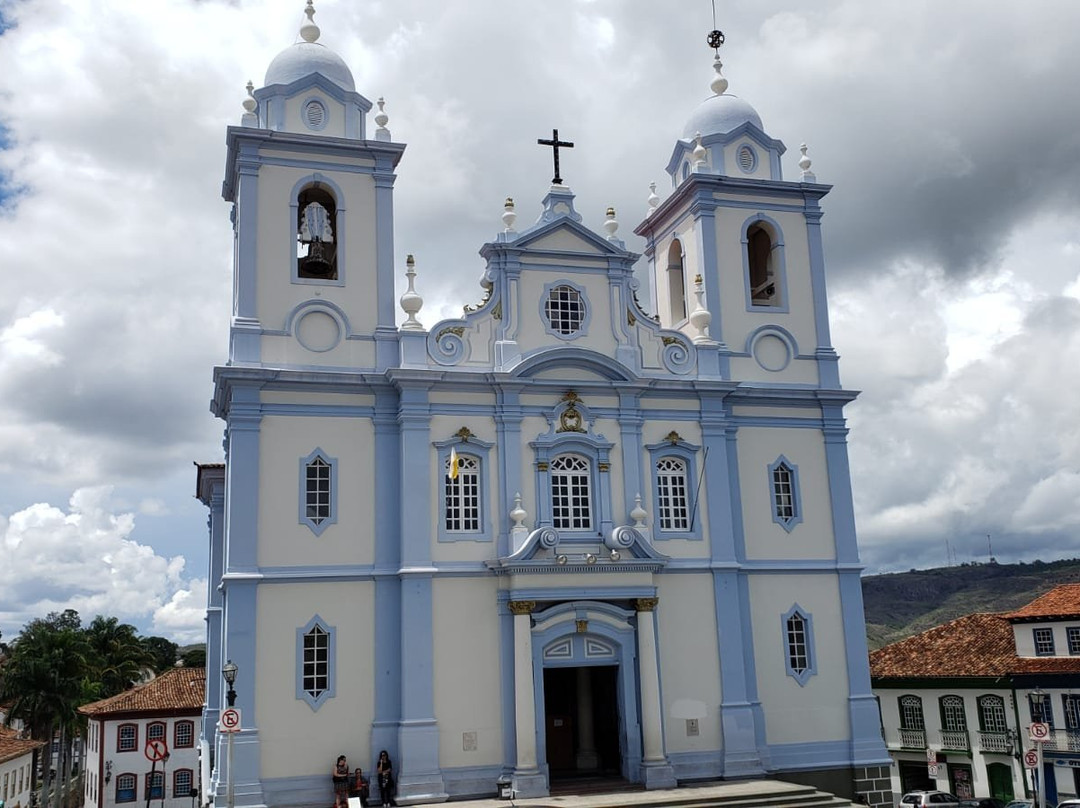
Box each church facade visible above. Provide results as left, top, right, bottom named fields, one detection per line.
left=198, top=4, right=890, bottom=806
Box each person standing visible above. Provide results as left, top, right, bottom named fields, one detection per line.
left=375, top=751, right=393, bottom=807
left=351, top=767, right=370, bottom=808
left=331, top=755, right=350, bottom=808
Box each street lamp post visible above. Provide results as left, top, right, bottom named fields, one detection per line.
left=222, top=662, right=238, bottom=808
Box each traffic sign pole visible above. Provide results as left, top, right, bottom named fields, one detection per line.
left=1037, top=739, right=1044, bottom=808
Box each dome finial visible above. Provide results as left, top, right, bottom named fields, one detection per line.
left=375, top=97, right=391, bottom=141
left=400, top=254, right=424, bottom=331
left=799, top=143, right=816, bottom=182
left=300, top=0, right=320, bottom=43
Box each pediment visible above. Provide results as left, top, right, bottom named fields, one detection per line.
left=513, top=218, right=630, bottom=258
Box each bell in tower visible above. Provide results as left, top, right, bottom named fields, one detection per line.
left=297, top=186, right=337, bottom=279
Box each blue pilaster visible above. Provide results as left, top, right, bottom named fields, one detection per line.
left=494, top=385, right=524, bottom=558
left=693, top=205, right=731, bottom=376
left=700, top=392, right=765, bottom=776
left=374, top=156, right=399, bottom=371
left=617, top=389, right=645, bottom=522
left=372, top=389, right=402, bottom=765
left=202, top=475, right=226, bottom=748
left=231, top=144, right=261, bottom=365
left=805, top=203, right=840, bottom=389
left=821, top=401, right=891, bottom=765
left=395, top=381, right=447, bottom=803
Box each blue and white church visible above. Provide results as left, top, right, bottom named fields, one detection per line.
left=197, top=4, right=890, bottom=806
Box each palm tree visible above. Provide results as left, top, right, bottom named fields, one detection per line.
left=85, top=615, right=153, bottom=698
left=0, top=617, right=91, bottom=808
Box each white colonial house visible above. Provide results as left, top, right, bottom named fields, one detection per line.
left=872, top=583, right=1080, bottom=805
left=79, top=668, right=205, bottom=808
left=0, top=726, right=43, bottom=808
left=198, top=3, right=891, bottom=807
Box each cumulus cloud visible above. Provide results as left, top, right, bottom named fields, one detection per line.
left=0, top=0, right=1077, bottom=628
left=0, top=487, right=204, bottom=642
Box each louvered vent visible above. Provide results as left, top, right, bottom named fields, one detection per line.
left=737, top=144, right=756, bottom=173
left=304, top=100, right=327, bottom=130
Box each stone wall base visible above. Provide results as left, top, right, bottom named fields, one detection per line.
left=776, top=764, right=894, bottom=808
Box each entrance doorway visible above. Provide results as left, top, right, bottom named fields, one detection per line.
left=543, top=666, right=620, bottom=781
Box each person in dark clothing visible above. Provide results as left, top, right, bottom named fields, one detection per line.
left=375, top=751, right=394, bottom=807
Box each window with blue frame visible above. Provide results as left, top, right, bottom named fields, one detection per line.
left=1029, top=693, right=1054, bottom=728
left=782, top=605, right=816, bottom=686
left=1033, top=627, right=1055, bottom=656
left=444, top=453, right=480, bottom=532
left=116, top=774, right=136, bottom=803
left=297, top=615, right=335, bottom=711
left=299, top=448, right=337, bottom=535
left=768, top=456, right=802, bottom=531
left=656, top=457, right=690, bottom=532
left=551, top=454, right=592, bottom=530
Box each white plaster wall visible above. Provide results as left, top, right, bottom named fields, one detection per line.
left=748, top=574, right=849, bottom=744
left=1012, top=620, right=1080, bottom=657
left=731, top=406, right=820, bottom=419
left=260, top=332, right=376, bottom=370
left=656, top=574, right=723, bottom=752
left=254, top=161, right=379, bottom=341
left=255, top=582, right=376, bottom=776
left=261, top=392, right=374, bottom=407
left=432, top=578, right=503, bottom=768
left=737, top=426, right=835, bottom=561
left=2, top=753, right=34, bottom=808
left=729, top=355, right=819, bottom=385
left=97, top=717, right=201, bottom=808
left=514, top=271, right=617, bottom=357
left=257, top=414, right=375, bottom=567
left=712, top=205, right=817, bottom=365
left=283, top=89, right=347, bottom=139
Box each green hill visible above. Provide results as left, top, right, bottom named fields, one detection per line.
left=862, top=558, right=1080, bottom=650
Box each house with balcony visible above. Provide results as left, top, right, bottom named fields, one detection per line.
left=871, top=584, right=1080, bottom=805
left=78, top=668, right=205, bottom=808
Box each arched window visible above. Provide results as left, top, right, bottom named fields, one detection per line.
left=666, top=240, right=687, bottom=325
left=146, top=721, right=165, bottom=743
left=116, top=774, right=137, bottom=803
left=145, top=771, right=164, bottom=800
left=940, top=695, right=967, bottom=731
left=978, top=695, right=1007, bottom=733
left=656, top=457, right=689, bottom=532
left=550, top=454, right=592, bottom=530
left=747, top=222, right=778, bottom=306
left=174, top=720, right=194, bottom=749
left=117, top=723, right=138, bottom=752
left=444, top=453, right=480, bottom=532
left=297, top=184, right=338, bottom=280
left=173, top=769, right=194, bottom=800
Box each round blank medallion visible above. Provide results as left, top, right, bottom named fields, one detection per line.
left=752, top=333, right=790, bottom=371
left=296, top=310, right=341, bottom=352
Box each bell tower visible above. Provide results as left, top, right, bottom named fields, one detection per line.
left=634, top=30, right=840, bottom=388
left=222, top=0, right=405, bottom=370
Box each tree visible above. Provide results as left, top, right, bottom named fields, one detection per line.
left=141, top=635, right=179, bottom=673
left=85, top=615, right=153, bottom=699
left=0, top=616, right=91, bottom=808
left=180, top=647, right=206, bottom=668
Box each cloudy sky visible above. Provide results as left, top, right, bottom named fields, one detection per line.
left=1, top=0, right=1079, bottom=643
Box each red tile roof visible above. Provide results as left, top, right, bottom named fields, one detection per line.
left=79, top=667, right=205, bottom=717
left=870, top=613, right=1018, bottom=679
left=1007, top=583, right=1080, bottom=621
left=0, top=725, right=45, bottom=765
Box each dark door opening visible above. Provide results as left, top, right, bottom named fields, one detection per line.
left=543, top=665, right=620, bottom=781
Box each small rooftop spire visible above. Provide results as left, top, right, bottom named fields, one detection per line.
left=300, top=0, right=320, bottom=44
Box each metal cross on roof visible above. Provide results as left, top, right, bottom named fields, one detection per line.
left=537, top=128, right=574, bottom=186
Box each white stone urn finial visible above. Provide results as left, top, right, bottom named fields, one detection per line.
left=400, top=254, right=424, bottom=331
left=631, top=494, right=648, bottom=529
left=375, top=97, right=391, bottom=141
left=799, top=143, right=816, bottom=182
left=300, top=0, right=320, bottom=43
left=603, top=207, right=619, bottom=240
left=242, top=81, right=257, bottom=113
left=647, top=182, right=659, bottom=216
left=710, top=56, right=728, bottom=95
left=689, top=274, right=713, bottom=344
left=502, top=197, right=517, bottom=233
left=692, top=132, right=708, bottom=172
left=510, top=492, right=527, bottom=530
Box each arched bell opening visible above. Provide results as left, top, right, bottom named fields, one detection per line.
left=666, top=239, right=687, bottom=326
left=746, top=222, right=778, bottom=306
left=297, top=184, right=338, bottom=280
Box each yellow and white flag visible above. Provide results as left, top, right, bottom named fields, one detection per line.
left=449, top=446, right=460, bottom=480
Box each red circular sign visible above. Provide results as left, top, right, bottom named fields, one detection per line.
left=1024, top=749, right=1039, bottom=768
left=145, top=739, right=168, bottom=762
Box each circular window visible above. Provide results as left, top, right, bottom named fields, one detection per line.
left=737, top=144, right=757, bottom=173
left=545, top=285, right=585, bottom=336
left=303, top=99, right=328, bottom=131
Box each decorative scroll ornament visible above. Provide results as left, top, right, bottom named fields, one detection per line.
left=455, top=426, right=474, bottom=441
left=664, top=431, right=682, bottom=444
left=558, top=405, right=585, bottom=433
